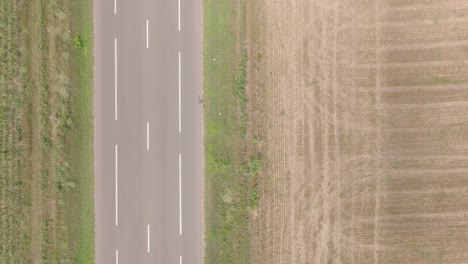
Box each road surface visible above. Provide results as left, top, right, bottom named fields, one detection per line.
left=94, top=0, right=202, bottom=263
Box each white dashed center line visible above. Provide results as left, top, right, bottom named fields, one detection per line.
left=178, top=51, right=181, bottom=134
left=146, top=19, right=149, bottom=48
left=178, top=0, right=181, bottom=31
left=147, top=224, right=150, bottom=253
left=179, top=153, right=182, bottom=235
left=114, top=38, right=118, bottom=121
left=146, top=122, right=150, bottom=151
left=115, top=145, right=118, bottom=226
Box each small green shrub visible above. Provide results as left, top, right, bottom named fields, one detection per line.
left=73, top=36, right=84, bottom=49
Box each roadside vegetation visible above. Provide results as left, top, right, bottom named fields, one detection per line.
left=203, top=0, right=261, bottom=263
left=0, top=0, right=94, bottom=262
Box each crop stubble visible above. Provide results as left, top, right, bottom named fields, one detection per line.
left=247, top=0, right=468, bottom=263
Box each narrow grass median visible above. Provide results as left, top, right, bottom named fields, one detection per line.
left=204, top=0, right=260, bottom=263
left=0, top=0, right=94, bottom=262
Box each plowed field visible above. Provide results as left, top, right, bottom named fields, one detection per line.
left=247, top=0, right=468, bottom=263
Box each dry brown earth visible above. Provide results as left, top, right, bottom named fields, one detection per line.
left=246, top=0, right=468, bottom=263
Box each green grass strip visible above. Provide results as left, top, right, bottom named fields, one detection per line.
left=203, top=0, right=257, bottom=263
left=69, top=0, right=94, bottom=262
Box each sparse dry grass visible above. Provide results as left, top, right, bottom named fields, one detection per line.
left=0, top=0, right=93, bottom=262
left=0, top=1, right=26, bottom=262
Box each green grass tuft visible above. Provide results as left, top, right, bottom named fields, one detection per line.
left=73, top=36, right=84, bottom=49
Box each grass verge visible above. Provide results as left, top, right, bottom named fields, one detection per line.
left=0, top=0, right=94, bottom=262
left=69, top=0, right=95, bottom=262
left=204, top=0, right=260, bottom=263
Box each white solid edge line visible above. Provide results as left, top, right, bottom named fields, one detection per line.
left=114, top=0, right=117, bottom=14
left=146, top=122, right=150, bottom=151
left=178, top=0, right=180, bottom=31
left=178, top=52, right=181, bottom=134
left=114, top=38, right=118, bottom=121
left=146, top=19, right=149, bottom=49
left=180, top=255, right=182, bottom=264
left=115, top=145, right=118, bottom=226
left=116, top=249, right=119, bottom=264
left=147, top=224, right=150, bottom=253
left=179, top=153, right=182, bottom=235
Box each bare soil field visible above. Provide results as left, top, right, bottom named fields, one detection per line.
left=246, top=0, right=468, bottom=263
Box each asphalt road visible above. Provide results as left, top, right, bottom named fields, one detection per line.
left=94, top=0, right=202, bottom=263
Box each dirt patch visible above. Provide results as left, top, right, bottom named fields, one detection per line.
left=246, top=0, right=468, bottom=263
